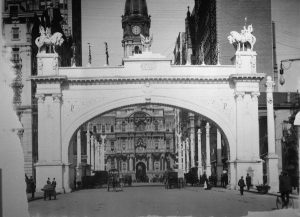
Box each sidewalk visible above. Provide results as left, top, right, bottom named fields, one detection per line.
left=27, top=191, right=61, bottom=202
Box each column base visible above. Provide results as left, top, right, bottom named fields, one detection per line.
left=205, top=165, right=211, bottom=177
left=266, top=154, right=279, bottom=193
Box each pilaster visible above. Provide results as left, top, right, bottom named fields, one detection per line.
left=205, top=122, right=211, bottom=177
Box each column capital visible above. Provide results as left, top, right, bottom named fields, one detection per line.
left=52, top=93, right=62, bottom=103
left=234, top=91, right=245, bottom=101
left=205, top=122, right=210, bottom=131
left=36, top=93, right=45, bottom=103
left=251, top=91, right=260, bottom=101
left=197, top=128, right=202, bottom=134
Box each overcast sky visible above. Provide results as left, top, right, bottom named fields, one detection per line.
left=81, top=0, right=300, bottom=91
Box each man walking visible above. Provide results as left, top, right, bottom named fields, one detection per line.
left=238, top=176, right=245, bottom=195
left=246, top=173, right=251, bottom=191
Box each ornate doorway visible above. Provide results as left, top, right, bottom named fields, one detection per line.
left=136, top=162, right=146, bottom=182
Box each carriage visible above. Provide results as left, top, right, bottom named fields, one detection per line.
left=107, top=169, right=123, bottom=192
left=42, top=184, right=56, bottom=200
left=164, top=171, right=181, bottom=189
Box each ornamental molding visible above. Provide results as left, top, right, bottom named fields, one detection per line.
left=230, top=73, right=265, bottom=82
left=65, top=75, right=231, bottom=85
left=30, top=75, right=67, bottom=83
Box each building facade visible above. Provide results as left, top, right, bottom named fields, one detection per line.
left=2, top=0, right=81, bottom=177
left=71, top=105, right=177, bottom=184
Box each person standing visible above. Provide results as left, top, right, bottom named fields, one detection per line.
left=279, top=171, right=292, bottom=208
left=47, top=177, right=51, bottom=184
left=246, top=173, right=251, bottom=191
left=29, top=176, right=36, bottom=199
left=238, top=176, right=246, bottom=195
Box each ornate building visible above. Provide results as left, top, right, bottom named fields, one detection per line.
left=73, top=105, right=177, bottom=182
left=121, top=0, right=151, bottom=57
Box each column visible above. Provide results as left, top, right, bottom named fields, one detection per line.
left=182, top=140, right=186, bottom=173
left=129, top=157, right=133, bottom=171
left=265, top=76, right=279, bottom=192
left=197, top=129, right=202, bottom=179
left=149, top=155, right=152, bottom=171
left=77, top=129, right=81, bottom=167
left=186, top=138, right=190, bottom=171
left=76, top=129, right=82, bottom=182
left=100, top=135, right=106, bottom=171
left=205, top=122, right=211, bottom=177
left=91, top=135, right=95, bottom=171
left=216, top=129, right=223, bottom=186
left=177, top=133, right=183, bottom=173
left=189, top=113, right=195, bottom=168
left=86, top=123, right=91, bottom=165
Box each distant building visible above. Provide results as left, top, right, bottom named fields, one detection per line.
left=173, top=0, right=273, bottom=82
left=121, top=0, right=151, bottom=57
left=72, top=105, right=177, bottom=183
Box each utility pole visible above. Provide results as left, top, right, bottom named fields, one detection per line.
left=104, top=42, right=109, bottom=66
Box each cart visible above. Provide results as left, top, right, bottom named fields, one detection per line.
left=164, top=171, right=180, bottom=189
left=107, top=169, right=123, bottom=192
left=42, top=184, right=56, bottom=200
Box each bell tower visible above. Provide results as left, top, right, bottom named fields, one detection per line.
left=122, top=0, right=151, bottom=57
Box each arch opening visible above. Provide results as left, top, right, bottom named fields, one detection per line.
left=67, top=103, right=231, bottom=190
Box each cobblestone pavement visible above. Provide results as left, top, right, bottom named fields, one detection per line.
left=28, top=185, right=299, bottom=217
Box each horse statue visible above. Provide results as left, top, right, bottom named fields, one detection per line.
left=228, top=24, right=256, bottom=51
left=35, top=26, right=64, bottom=53
left=140, top=34, right=153, bottom=52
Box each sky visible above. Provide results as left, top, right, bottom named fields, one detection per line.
left=81, top=0, right=300, bottom=91
left=81, top=0, right=193, bottom=66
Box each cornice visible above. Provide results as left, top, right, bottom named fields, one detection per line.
left=230, top=73, right=265, bottom=82
left=66, top=75, right=230, bottom=85
left=30, top=75, right=67, bottom=83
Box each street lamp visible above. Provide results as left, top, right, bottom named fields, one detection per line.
left=279, top=58, right=300, bottom=85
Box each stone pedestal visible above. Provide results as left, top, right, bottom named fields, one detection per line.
left=35, top=161, right=71, bottom=193
left=266, top=154, right=279, bottom=193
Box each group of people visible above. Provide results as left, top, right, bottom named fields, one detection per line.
left=43, top=177, right=57, bottom=200
left=238, top=173, right=252, bottom=195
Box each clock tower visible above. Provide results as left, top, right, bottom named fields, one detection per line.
left=122, top=0, right=151, bottom=57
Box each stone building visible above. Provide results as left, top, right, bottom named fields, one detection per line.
left=72, top=105, right=177, bottom=183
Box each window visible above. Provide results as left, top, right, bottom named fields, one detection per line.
left=102, top=125, right=105, bottom=133
left=122, top=121, right=126, bottom=132
left=111, top=141, right=114, bottom=151
left=154, top=120, right=158, bottom=131
left=9, top=5, right=18, bottom=17
left=111, top=125, right=114, bottom=133
left=12, top=27, right=20, bottom=40
left=11, top=48, right=19, bottom=63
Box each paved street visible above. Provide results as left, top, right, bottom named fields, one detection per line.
left=28, top=184, right=297, bottom=217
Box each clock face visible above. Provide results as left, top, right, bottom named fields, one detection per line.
left=132, top=25, right=141, bottom=35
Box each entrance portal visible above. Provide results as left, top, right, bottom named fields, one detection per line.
left=136, top=162, right=147, bottom=182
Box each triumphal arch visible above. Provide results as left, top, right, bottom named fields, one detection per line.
left=31, top=26, right=266, bottom=193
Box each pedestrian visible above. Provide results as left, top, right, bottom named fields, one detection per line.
left=246, top=173, right=251, bottom=191
left=279, top=171, right=292, bottom=208
left=29, top=176, right=36, bottom=199
left=238, top=176, right=245, bottom=195
left=47, top=177, right=51, bottom=184
left=52, top=178, right=57, bottom=189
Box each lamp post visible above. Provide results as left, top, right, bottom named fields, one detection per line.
left=279, top=58, right=300, bottom=85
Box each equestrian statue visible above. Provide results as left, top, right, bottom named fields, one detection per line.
left=228, top=24, right=256, bottom=51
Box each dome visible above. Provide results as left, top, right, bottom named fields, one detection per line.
left=124, top=0, right=148, bottom=16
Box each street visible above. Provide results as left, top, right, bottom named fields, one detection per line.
left=28, top=184, right=293, bottom=217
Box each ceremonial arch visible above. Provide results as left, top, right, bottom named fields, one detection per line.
left=32, top=46, right=265, bottom=193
